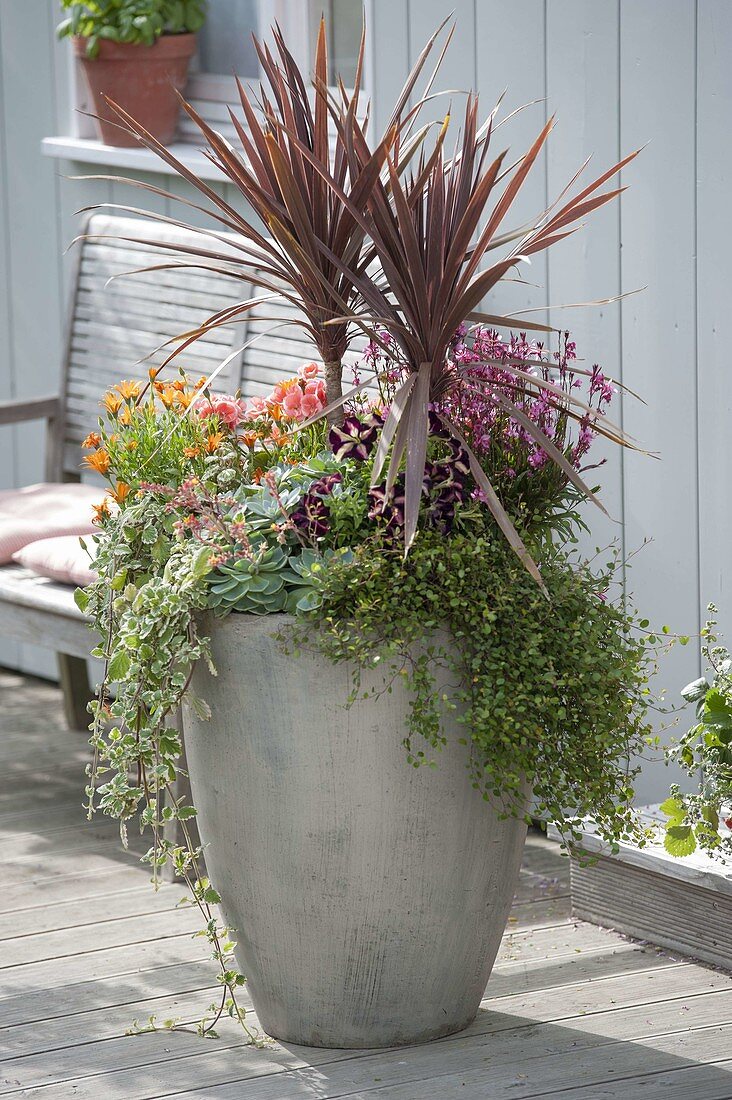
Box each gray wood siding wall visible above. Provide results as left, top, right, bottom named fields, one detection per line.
left=1, top=0, right=729, bottom=802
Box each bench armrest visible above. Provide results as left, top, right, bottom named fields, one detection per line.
left=0, top=395, right=61, bottom=426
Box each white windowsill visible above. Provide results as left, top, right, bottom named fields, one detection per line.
left=41, top=135, right=226, bottom=183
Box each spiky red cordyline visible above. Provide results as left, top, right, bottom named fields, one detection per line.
left=291, top=88, right=641, bottom=585
left=74, top=17, right=641, bottom=585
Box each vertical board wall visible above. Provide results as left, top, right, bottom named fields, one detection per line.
left=0, top=0, right=728, bottom=802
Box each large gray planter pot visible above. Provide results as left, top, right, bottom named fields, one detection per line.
left=183, top=613, right=528, bottom=1049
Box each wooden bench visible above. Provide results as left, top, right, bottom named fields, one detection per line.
left=0, top=212, right=339, bottom=729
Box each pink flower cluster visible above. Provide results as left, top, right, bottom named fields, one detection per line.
left=433, top=329, right=614, bottom=476
left=192, top=393, right=247, bottom=429
left=246, top=362, right=327, bottom=423
left=190, top=363, right=328, bottom=430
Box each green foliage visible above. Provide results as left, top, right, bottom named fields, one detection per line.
left=292, top=528, right=656, bottom=850
left=209, top=546, right=351, bottom=616
left=662, top=607, right=732, bottom=860
left=83, top=493, right=261, bottom=1041
left=58, top=0, right=207, bottom=56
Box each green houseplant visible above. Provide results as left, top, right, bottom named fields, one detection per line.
left=77, top=20, right=658, bottom=1047
left=58, top=0, right=207, bottom=146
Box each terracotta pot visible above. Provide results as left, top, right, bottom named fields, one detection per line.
left=73, top=34, right=196, bottom=147
left=183, top=614, right=529, bottom=1048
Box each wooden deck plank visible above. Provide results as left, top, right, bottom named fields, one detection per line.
left=2, top=673, right=731, bottom=1099
left=7, top=1003, right=730, bottom=1099
left=0, top=934, right=210, bottom=1001
left=2, top=957, right=728, bottom=1068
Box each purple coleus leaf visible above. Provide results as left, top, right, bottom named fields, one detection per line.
left=329, top=412, right=384, bottom=462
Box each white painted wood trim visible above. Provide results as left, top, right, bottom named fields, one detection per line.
left=41, top=135, right=227, bottom=182
left=549, top=807, right=732, bottom=898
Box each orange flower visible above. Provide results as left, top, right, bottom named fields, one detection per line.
left=194, top=377, right=207, bottom=390
left=92, top=499, right=111, bottom=524
left=103, top=392, right=122, bottom=417
left=118, top=405, right=133, bottom=426
left=174, top=390, right=193, bottom=410
left=172, top=379, right=186, bottom=392
left=112, top=482, right=131, bottom=504
left=241, top=431, right=259, bottom=449
left=269, top=403, right=283, bottom=423
left=158, top=387, right=176, bottom=410
left=270, top=424, right=290, bottom=445
left=252, top=467, right=264, bottom=484
left=205, top=432, right=224, bottom=454
left=115, top=380, right=141, bottom=400
left=183, top=445, right=201, bottom=459
left=82, top=432, right=101, bottom=450
left=84, top=449, right=111, bottom=474
left=126, top=440, right=138, bottom=452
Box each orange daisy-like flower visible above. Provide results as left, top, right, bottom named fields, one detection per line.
left=172, top=379, right=186, bottom=392
left=103, top=392, right=123, bottom=417
left=84, top=449, right=111, bottom=474
left=115, top=380, right=141, bottom=401
left=269, top=403, right=283, bottom=423
left=118, top=405, right=133, bottom=426
left=174, top=390, right=193, bottom=410
left=183, top=445, right=201, bottom=459
left=82, top=432, right=101, bottom=450
left=252, top=467, right=264, bottom=484
left=194, top=377, right=207, bottom=390
left=112, top=482, right=131, bottom=505
left=126, top=440, right=138, bottom=452
left=91, top=499, right=111, bottom=524
left=240, top=431, right=259, bottom=449
left=158, top=387, right=176, bottom=410
left=205, top=432, right=224, bottom=454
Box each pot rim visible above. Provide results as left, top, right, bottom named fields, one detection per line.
left=72, top=32, right=197, bottom=59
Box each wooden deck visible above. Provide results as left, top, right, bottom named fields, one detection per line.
left=1, top=668, right=731, bottom=1099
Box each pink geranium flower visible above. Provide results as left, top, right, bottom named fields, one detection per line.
left=299, top=362, right=320, bottom=380
left=246, top=395, right=268, bottom=418
left=213, top=396, right=245, bottom=429
left=282, top=388, right=303, bottom=419
left=193, top=393, right=246, bottom=428
left=304, top=379, right=327, bottom=403
left=301, top=392, right=322, bottom=419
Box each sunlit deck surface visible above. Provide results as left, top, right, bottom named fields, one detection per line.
left=1, top=667, right=731, bottom=1099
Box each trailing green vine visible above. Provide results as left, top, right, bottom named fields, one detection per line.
left=289, top=528, right=658, bottom=851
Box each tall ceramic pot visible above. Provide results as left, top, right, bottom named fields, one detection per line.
left=73, top=34, right=196, bottom=147
left=183, top=614, right=528, bottom=1049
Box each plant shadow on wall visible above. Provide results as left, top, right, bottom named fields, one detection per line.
left=70, top=16, right=678, bottom=1046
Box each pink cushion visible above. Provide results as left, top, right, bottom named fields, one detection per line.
left=0, top=482, right=103, bottom=564
left=13, top=534, right=98, bottom=587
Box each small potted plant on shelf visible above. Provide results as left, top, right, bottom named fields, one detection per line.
left=76, top=20, right=659, bottom=1048
left=58, top=0, right=207, bottom=146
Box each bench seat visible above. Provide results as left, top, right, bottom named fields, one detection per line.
left=0, top=564, right=91, bottom=660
